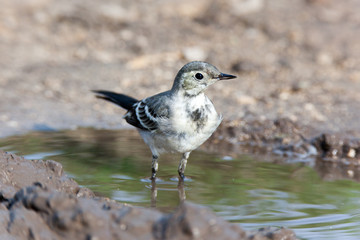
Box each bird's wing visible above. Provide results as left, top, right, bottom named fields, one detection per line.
left=125, top=92, right=171, bottom=131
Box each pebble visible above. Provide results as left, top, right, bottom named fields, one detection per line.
left=182, top=46, right=207, bottom=61
left=317, top=52, right=333, bottom=66
left=229, top=0, right=264, bottom=16
left=237, top=95, right=257, bottom=105
left=347, top=148, right=356, bottom=158
left=97, top=3, right=138, bottom=23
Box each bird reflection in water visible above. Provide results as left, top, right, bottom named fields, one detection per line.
left=150, top=179, right=186, bottom=208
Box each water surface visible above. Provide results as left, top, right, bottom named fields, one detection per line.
left=1, top=128, right=360, bottom=240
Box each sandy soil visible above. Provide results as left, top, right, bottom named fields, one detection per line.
left=0, top=0, right=359, bottom=138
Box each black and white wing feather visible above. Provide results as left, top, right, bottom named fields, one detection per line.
left=93, top=90, right=170, bottom=132
left=124, top=92, right=171, bottom=131
left=124, top=100, right=159, bottom=131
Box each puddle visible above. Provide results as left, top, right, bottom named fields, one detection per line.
left=1, top=128, right=360, bottom=240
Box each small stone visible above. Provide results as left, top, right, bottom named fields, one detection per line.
left=160, top=0, right=209, bottom=19
left=347, top=148, right=356, bottom=158
left=279, top=91, right=290, bottom=100
left=237, top=95, right=256, bottom=105
left=229, top=0, right=264, bottom=16
left=97, top=3, right=137, bottom=23
left=120, top=224, right=127, bottom=230
left=331, top=149, right=338, bottom=156
left=316, top=52, right=333, bottom=65
left=304, top=103, right=327, bottom=121
left=182, top=46, right=207, bottom=61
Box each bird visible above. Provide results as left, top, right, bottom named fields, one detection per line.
left=93, top=61, right=236, bottom=180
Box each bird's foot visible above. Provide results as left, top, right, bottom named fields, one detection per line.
left=151, top=168, right=157, bottom=180
left=178, top=172, right=185, bottom=181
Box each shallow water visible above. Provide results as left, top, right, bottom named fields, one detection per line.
left=1, top=128, right=360, bottom=240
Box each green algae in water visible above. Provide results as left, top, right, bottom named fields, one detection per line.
left=1, top=128, right=360, bottom=240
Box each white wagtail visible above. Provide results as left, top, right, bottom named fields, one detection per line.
left=93, top=61, right=236, bottom=180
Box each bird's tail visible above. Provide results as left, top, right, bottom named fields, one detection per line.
left=92, top=90, right=138, bottom=110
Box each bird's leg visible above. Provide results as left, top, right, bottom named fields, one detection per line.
left=177, top=179, right=186, bottom=203
left=151, top=155, right=159, bottom=180
left=178, top=152, right=190, bottom=180
left=151, top=178, right=157, bottom=208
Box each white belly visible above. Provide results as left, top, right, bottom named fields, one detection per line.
left=140, top=94, right=222, bottom=154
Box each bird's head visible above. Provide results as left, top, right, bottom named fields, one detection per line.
left=171, top=61, right=236, bottom=96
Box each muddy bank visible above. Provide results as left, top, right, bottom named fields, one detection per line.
left=206, top=118, right=360, bottom=181
left=0, top=150, right=296, bottom=240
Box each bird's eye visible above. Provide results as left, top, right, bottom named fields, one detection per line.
left=195, top=73, right=204, bottom=80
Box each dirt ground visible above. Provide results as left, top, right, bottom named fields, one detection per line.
left=0, top=0, right=359, bottom=138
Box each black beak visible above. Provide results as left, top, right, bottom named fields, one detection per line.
left=219, top=72, right=237, bottom=80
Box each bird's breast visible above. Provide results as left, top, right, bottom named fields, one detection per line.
left=171, top=95, right=219, bottom=132
left=155, top=94, right=221, bottom=153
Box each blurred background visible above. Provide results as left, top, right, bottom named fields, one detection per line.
left=0, top=0, right=359, bottom=137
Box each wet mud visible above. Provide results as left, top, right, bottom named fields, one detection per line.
left=207, top=118, right=360, bottom=182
